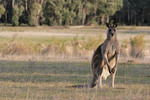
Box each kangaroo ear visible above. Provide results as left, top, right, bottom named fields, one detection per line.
left=113, top=24, right=118, bottom=28
left=106, top=23, right=110, bottom=28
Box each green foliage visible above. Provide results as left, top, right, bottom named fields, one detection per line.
left=12, top=5, right=24, bottom=26
left=130, top=34, right=146, bottom=58
left=63, top=8, right=71, bottom=25
left=12, top=6, right=19, bottom=26
left=28, top=15, right=34, bottom=26
left=1, top=0, right=150, bottom=26
left=0, top=5, right=5, bottom=19
left=96, top=0, right=123, bottom=24
left=115, top=0, right=150, bottom=25
left=43, top=0, right=64, bottom=25
left=90, top=19, right=97, bottom=25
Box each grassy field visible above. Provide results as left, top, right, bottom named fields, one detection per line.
left=0, top=26, right=150, bottom=100
left=0, top=61, right=150, bottom=100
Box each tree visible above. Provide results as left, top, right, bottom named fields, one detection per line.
left=114, top=0, right=150, bottom=25
left=12, top=0, right=15, bottom=8
left=25, top=0, right=28, bottom=11
left=43, top=0, right=65, bottom=25
left=12, top=5, right=19, bottom=26
left=28, top=2, right=42, bottom=26
left=81, top=0, right=96, bottom=25
left=0, top=5, right=5, bottom=19
left=97, top=0, right=123, bottom=25
left=72, top=0, right=82, bottom=25
left=12, top=5, right=24, bottom=26
left=1, top=0, right=150, bottom=26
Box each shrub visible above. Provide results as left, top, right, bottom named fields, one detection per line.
left=71, top=35, right=82, bottom=56
left=120, top=39, right=130, bottom=57
left=83, top=34, right=104, bottom=51
left=130, top=34, right=146, bottom=58
left=90, top=19, right=97, bottom=25
left=58, top=42, right=67, bottom=55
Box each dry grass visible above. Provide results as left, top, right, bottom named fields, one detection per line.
left=0, top=26, right=149, bottom=61
left=0, top=33, right=104, bottom=60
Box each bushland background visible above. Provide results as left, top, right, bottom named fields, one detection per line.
left=0, top=0, right=150, bottom=26
left=0, top=0, right=150, bottom=100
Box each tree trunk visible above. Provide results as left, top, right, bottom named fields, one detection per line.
left=5, top=11, right=7, bottom=26
left=127, top=6, right=130, bottom=25
left=70, top=17, right=73, bottom=25
left=101, top=14, right=105, bottom=25
left=41, top=0, right=44, bottom=5
left=25, top=0, right=28, bottom=11
left=78, top=5, right=82, bottom=25
left=82, top=0, right=87, bottom=25
left=82, top=6, right=86, bottom=25
left=122, top=10, right=125, bottom=25
left=106, top=15, right=109, bottom=23
left=12, top=0, right=15, bottom=8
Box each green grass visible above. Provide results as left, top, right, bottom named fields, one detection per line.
left=0, top=61, right=150, bottom=100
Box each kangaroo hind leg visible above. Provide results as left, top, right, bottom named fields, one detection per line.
left=110, top=67, right=117, bottom=88
left=97, top=75, right=102, bottom=88
left=97, top=68, right=103, bottom=88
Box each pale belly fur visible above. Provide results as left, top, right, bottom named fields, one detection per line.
left=102, top=59, right=116, bottom=80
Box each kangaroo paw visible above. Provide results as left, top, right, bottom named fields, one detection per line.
left=109, top=69, right=111, bottom=73
left=110, top=67, right=115, bottom=74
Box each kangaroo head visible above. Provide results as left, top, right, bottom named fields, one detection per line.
left=106, top=23, right=118, bottom=38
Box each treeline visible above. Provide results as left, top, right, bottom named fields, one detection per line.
left=114, top=0, right=150, bottom=26
left=0, top=0, right=150, bottom=26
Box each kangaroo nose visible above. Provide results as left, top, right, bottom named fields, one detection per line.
left=111, top=33, right=114, bottom=36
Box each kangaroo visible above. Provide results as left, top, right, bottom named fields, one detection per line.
left=70, top=23, right=119, bottom=88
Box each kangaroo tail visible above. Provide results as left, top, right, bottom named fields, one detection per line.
left=66, top=75, right=98, bottom=88
left=67, top=84, right=89, bottom=88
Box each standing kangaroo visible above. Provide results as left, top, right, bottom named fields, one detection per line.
left=70, top=23, right=119, bottom=88
left=90, top=23, right=119, bottom=88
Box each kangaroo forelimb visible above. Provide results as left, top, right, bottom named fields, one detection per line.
left=111, top=52, right=118, bottom=74
left=101, top=47, right=111, bottom=73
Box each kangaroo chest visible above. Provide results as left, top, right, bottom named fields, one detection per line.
left=107, top=42, right=118, bottom=57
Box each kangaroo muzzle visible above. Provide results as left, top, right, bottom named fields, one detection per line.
left=111, top=33, right=114, bottom=36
